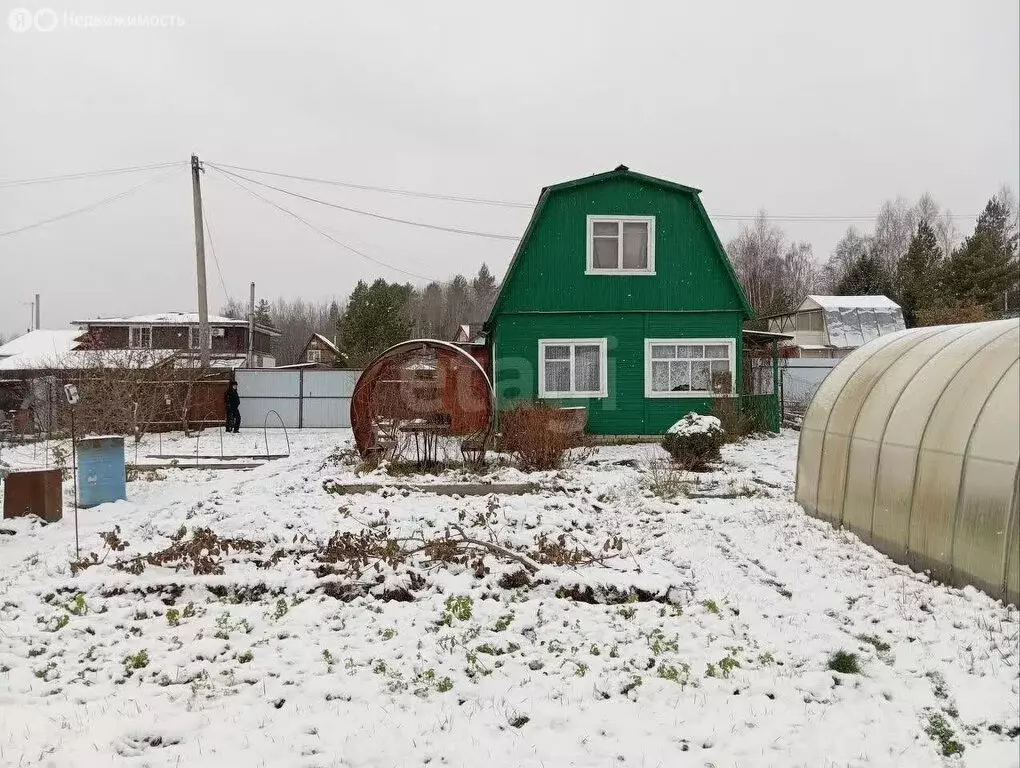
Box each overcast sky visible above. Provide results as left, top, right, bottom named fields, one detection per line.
left=2, top=0, right=1018, bottom=335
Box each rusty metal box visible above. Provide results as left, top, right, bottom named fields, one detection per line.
left=2, top=469, right=63, bottom=523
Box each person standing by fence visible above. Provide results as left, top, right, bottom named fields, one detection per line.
left=225, top=381, right=241, bottom=433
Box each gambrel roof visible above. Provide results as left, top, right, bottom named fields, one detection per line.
left=486, top=166, right=753, bottom=322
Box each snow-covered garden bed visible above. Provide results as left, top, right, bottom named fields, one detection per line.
left=0, top=430, right=1016, bottom=767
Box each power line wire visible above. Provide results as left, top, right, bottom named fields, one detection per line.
left=207, top=161, right=982, bottom=222
left=202, top=205, right=230, bottom=304
left=0, top=167, right=182, bottom=238
left=207, top=164, right=521, bottom=241
left=711, top=212, right=980, bottom=222
left=0, top=157, right=983, bottom=227
left=0, top=160, right=186, bottom=188
left=209, top=161, right=534, bottom=209
left=208, top=165, right=438, bottom=282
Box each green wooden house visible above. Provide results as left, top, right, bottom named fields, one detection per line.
left=485, top=165, right=779, bottom=436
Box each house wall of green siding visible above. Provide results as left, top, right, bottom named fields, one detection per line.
left=493, top=176, right=746, bottom=316
left=493, top=311, right=745, bottom=435
left=488, top=169, right=761, bottom=436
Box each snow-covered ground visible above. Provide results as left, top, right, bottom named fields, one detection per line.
left=1, top=429, right=1017, bottom=767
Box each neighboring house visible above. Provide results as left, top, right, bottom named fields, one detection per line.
left=0, top=330, right=85, bottom=372
left=300, top=333, right=346, bottom=367
left=452, top=324, right=485, bottom=344
left=451, top=324, right=489, bottom=374
left=485, top=165, right=763, bottom=436
left=761, top=295, right=905, bottom=358
left=73, top=312, right=279, bottom=368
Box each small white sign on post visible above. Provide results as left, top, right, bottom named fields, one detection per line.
left=63, top=383, right=79, bottom=406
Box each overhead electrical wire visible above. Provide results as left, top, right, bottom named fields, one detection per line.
left=208, top=161, right=534, bottom=209
left=0, top=156, right=983, bottom=245
left=208, top=165, right=438, bottom=282
left=202, top=206, right=231, bottom=303
left=206, top=164, right=522, bottom=241
left=0, top=166, right=183, bottom=238
left=207, top=161, right=982, bottom=222
left=0, top=160, right=186, bottom=188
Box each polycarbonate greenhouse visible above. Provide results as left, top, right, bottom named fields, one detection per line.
left=796, top=319, right=1020, bottom=606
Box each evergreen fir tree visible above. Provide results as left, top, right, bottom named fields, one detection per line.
left=834, top=249, right=895, bottom=298
left=337, top=279, right=412, bottom=367
left=253, top=299, right=273, bottom=326
left=943, top=196, right=1018, bottom=310
left=897, top=221, right=943, bottom=326
left=470, top=263, right=499, bottom=321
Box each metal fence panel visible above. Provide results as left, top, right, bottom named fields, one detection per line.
left=236, top=370, right=301, bottom=398
left=239, top=397, right=300, bottom=429
left=781, top=358, right=839, bottom=414
left=302, top=397, right=352, bottom=428
left=303, top=370, right=359, bottom=398
left=234, top=369, right=360, bottom=429
left=236, top=370, right=301, bottom=429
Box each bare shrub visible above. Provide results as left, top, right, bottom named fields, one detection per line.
left=68, top=520, right=626, bottom=602
left=51, top=349, right=225, bottom=442
left=71, top=525, right=263, bottom=576
left=500, top=402, right=580, bottom=471
left=646, top=457, right=692, bottom=499
left=915, top=302, right=989, bottom=327
left=710, top=397, right=756, bottom=441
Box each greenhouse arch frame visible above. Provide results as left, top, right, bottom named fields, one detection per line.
left=796, top=319, right=1020, bottom=606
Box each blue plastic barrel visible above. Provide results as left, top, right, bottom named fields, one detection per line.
left=77, top=436, right=127, bottom=508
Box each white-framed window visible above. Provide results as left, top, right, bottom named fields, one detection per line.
left=644, top=338, right=735, bottom=397
left=538, top=338, right=608, bottom=398
left=307, top=348, right=323, bottom=363
left=129, top=326, right=152, bottom=349
left=586, top=215, right=655, bottom=274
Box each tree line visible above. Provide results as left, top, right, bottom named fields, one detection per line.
left=221, top=263, right=498, bottom=367
left=728, top=187, right=1019, bottom=327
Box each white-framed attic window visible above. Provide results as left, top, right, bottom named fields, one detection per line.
left=644, top=338, right=735, bottom=397
left=538, top=338, right=608, bottom=398
left=128, top=326, right=152, bottom=349
left=586, top=215, right=655, bottom=274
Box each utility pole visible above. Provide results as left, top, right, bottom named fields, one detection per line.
left=34, top=293, right=40, bottom=330
left=247, top=281, right=256, bottom=368
left=191, top=154, right=211, bottom=368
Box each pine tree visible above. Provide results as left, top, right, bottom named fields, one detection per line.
left=337, top=279, right=413, bottom=367
left=470, top=263, right=499, bottom=321
left=897, top=221, right=943, bottom=326
left=943, top=195, right=1018, bottom=310
left=327, top=299, right=341, bottom=340
left=253, top=299, right=272, bottom=327
left=834, top=250, right=895, bottom=298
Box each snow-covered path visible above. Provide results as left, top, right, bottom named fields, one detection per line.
left=0, top=430, right=1017, bottom=767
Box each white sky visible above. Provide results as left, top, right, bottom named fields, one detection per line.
left=1, top=0, right=1018, bottom=334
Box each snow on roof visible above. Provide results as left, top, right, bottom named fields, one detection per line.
left=311, top=333, right=341, bottom=355
left=800, top=295, right=900, bottom=311
left=75, top=312, right=245, bottom=326
left=824, top=305, right=906, bottom=348
left=0, top=342, right=246, bottom=372
left=0, top=330, right=84, bottom=370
